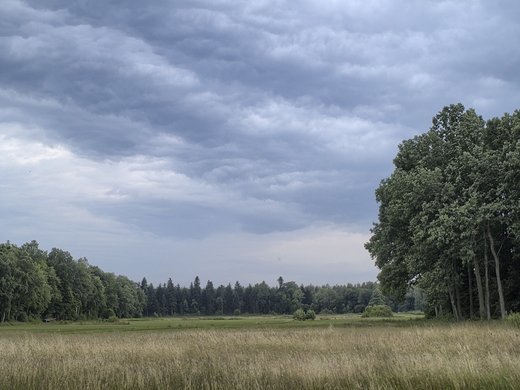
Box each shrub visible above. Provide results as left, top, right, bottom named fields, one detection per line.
left=17, top=312, right=28, bottom=322
left=507, top=312, right=520, bottom=328
left=293, top=309, right=316, bottom=321
left=107, top=315, right=119, bottom=323
left=102, top=308, right=116, bottom=320
left=361, top=305, right=393, bottom=318
left=368, top=286, right=386, bottom=306
left=293, top=309, right=306, bottom=321
left=233, top=309, right=240, bottom=316
left=305, top=309, right=316, bottom=321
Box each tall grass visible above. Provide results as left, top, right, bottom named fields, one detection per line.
left=1, top=322, right=519, bottom=389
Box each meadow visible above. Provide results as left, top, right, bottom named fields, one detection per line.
left=1, top=314, right=520, bottom=389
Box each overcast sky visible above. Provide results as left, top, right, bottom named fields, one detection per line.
left=1, top=0, right=519, bottom=287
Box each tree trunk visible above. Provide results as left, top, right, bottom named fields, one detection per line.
left=471, top=234, right=485, bottom=319
left=455, top=281, right=462, bottom=320
left=484, top=232, right=491, bottom=320
left=468, top=262, right=474, bottom=319
left=487, top=225, right=506, bottom=319
left=449, top=289, right=459, bottom=321
left=473, top=255, right=485, bottom=319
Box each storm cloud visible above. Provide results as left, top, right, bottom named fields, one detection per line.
left=1, top=0, right=519, bottom=286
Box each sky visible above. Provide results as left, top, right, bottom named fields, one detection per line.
left=1, top=0, right=519, bottom=288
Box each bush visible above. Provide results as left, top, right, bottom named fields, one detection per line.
left=293, top=309, right=306, bottom=321
left=507, top=312, right=520, bottom=328
left=107, top=315, right=119, bottom=323
left=102, top=308, right=116, bottom=320
left=361, top=305, right=393, bottom=318
left=233, top=309, right=240, bottom=316
left=17, top=312, right=28, bottom=322
left=293, top=309, right=316, bottom=321
left=305, top=309, right=316, bottom=321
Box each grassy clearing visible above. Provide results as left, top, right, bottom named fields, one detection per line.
left=0, top=313, right=422, bottom=334
left=1, top=316, right=519, bottom=389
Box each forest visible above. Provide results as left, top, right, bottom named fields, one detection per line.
left=366, top=104, right=520, bottom=320
left=0, top=240, right=425, bottom=322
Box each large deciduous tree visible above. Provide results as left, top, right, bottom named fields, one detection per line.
left=366, top=104, right=520, bottom=319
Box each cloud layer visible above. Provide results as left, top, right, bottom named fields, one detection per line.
left=1, top=0, right=519, bottom=286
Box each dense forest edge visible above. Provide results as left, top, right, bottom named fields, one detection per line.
left=366, top=103, right=520, bottom=320
left=0, top=240, right=425, bottom=322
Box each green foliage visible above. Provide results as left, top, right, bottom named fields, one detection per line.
left=2, top=240, right=414, bottom=323
left=293, top=309, right=305, bottom=321
left=305, top=309, right=316, bottom=320
left=361, top=305, right=393, bottom=318
left=103, top=308, right=116, bottom=320
left=0, top=243, right=52, bottom=322
left=366, top=104, right=520, bottom=320
left=1, top=241, right=147, bottom=323
left=506, top=312, right=520, bottom=328
left=368, top=286, right=386, bottom=306
left=293, top=309, right=316, bottom=321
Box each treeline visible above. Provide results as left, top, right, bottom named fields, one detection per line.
left=0, top=240, right=426, bottom=322
left=366, top=104, right=520, bottom=320
left=0, top=241, right=145, bottom=322
left=139, top=276, right=426, bottom=317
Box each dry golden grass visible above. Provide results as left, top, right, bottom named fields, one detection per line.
left=1, top=322, right=520, bottom=389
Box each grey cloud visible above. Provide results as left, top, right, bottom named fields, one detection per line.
left=1, top=0, right=520, bottom=286
left=92, top=200, right=238, bottom=240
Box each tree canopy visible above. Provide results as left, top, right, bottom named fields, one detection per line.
left=366, top=104, right=520, bottom=319
left=0, top=241, right=145, bottom=322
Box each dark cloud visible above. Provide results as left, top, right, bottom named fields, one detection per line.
left=1, top=0, right=519, bottom=284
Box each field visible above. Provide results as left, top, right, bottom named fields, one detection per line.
left=1, top=314, right=520, bottom=389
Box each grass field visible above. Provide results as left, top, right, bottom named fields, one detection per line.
left=1, top=314, right=520, bottom=389
left=0, top=313, right=422, bottom=334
